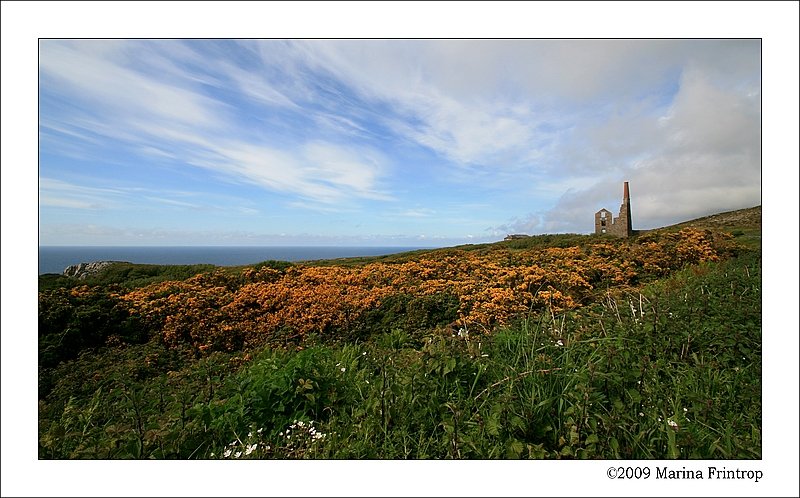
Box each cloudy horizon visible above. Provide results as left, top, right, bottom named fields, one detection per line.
left=38, top=39, right=761, bottom=246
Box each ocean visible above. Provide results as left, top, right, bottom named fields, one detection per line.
left=38, top=246, right=428, bottom=275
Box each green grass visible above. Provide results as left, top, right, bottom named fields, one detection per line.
left=39, top=262, right=216, bottom=291
left=38, top=249, right=761, bottom=459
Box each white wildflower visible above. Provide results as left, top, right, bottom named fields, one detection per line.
left=223, top=449, right=232, bottom=458
left=234, top=451, right=242, bottom=458
left=245, top=443, right=257, bottom=455
left=639, top=412, right=644, bottom=417
left=683, top=407, right=688, bottom=412
left=556, top=340, right=564, bottom=347
left=341, top=367, right=346, bottom=373
left=668, top=419, right=679, bottom=430
left=248, top=432, right=253, bottom=438
left=257, top=428, right=264, bottom=434
left=481, top=354, right=489, bottom=357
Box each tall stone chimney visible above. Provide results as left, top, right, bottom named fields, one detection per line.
left=617, top=181, right=632, bottom=236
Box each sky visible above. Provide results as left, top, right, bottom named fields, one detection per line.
left=37, top=38, right=762, bottom=247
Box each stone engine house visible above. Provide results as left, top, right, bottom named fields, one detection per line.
left=595, top=181, right=633, bottom=237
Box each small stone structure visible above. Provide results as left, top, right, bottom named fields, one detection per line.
left=504, top=234, right=531, bottom=241
left=595, top=182, right=633, bottom=237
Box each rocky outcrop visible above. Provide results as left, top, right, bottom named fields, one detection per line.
left=63, top=261, right=127, bottom=279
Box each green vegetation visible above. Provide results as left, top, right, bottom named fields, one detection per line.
left=39, top=263, right=216, bottom=291
left=38, top=207, right=761, bottom=459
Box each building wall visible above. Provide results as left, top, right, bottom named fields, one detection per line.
left=594, top=182, right=632, bottom=237
left=595, top=209, right=613, bottom=235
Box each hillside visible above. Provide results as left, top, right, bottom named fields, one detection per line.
left=38, top=205, right=763, bottom=290
left=666, top=205, right=761, bottom=232
left=37, top=206, right=762, bottom=460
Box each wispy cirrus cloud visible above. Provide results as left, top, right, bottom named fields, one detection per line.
left=38, top=177, right=126, bottom=210
left=38, top=40, right=391, bottom=208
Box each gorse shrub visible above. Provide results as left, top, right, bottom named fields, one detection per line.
left=115, top=228, right=728, bottom=354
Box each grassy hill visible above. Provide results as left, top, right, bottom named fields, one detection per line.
left=39, top=205, right=763, bottom=289
left=38, top=206, right=761, bottom=459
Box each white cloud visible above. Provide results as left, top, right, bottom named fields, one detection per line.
left=39, top=40, right=222, bottom=129
left=38, top=178, right=125, bottom=210
left=39, top=40, right=391, bottom=207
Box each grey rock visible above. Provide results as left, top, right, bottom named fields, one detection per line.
left=63, top=261, right=127, bottom=279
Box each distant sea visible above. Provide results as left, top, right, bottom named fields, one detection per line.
left=38, top=246, right=428, bottom=275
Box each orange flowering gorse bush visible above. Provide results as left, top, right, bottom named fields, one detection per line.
left=118, top=228, right=730, bottom=353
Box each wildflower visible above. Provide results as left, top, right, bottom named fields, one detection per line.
left=481, top=354, right=489, bottom=357
left=341, top=367, right=346, bottom=373
left=668, top=419, right=679, bottom=430
left=555, top=340, right=564, bottom=347
left=257, top=428, right=264, bottom=434
left=362, top=351, right=367, bottom=356
left=366, top=380, right=369, bottom=384
left=245, top=443, right=257, bottom=455
left=683, top=407, right=688, bottom=412
left=223, top=449, right=232, bottom=458
left=210, top=452, right=215, bottom=457
left=234, top=451, right=242, bottom=458
left=639, top=412, right=644, bottom=417
left=248, top=432, right=253, bottom=438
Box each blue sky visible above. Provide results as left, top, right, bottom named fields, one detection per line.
left=37, top=38, right=762, bottom=246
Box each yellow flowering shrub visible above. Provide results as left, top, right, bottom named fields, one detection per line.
left=118, top=228, right=730, bottom=352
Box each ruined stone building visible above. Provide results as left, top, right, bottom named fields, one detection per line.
left=595, top=181, right=633, bottom=237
